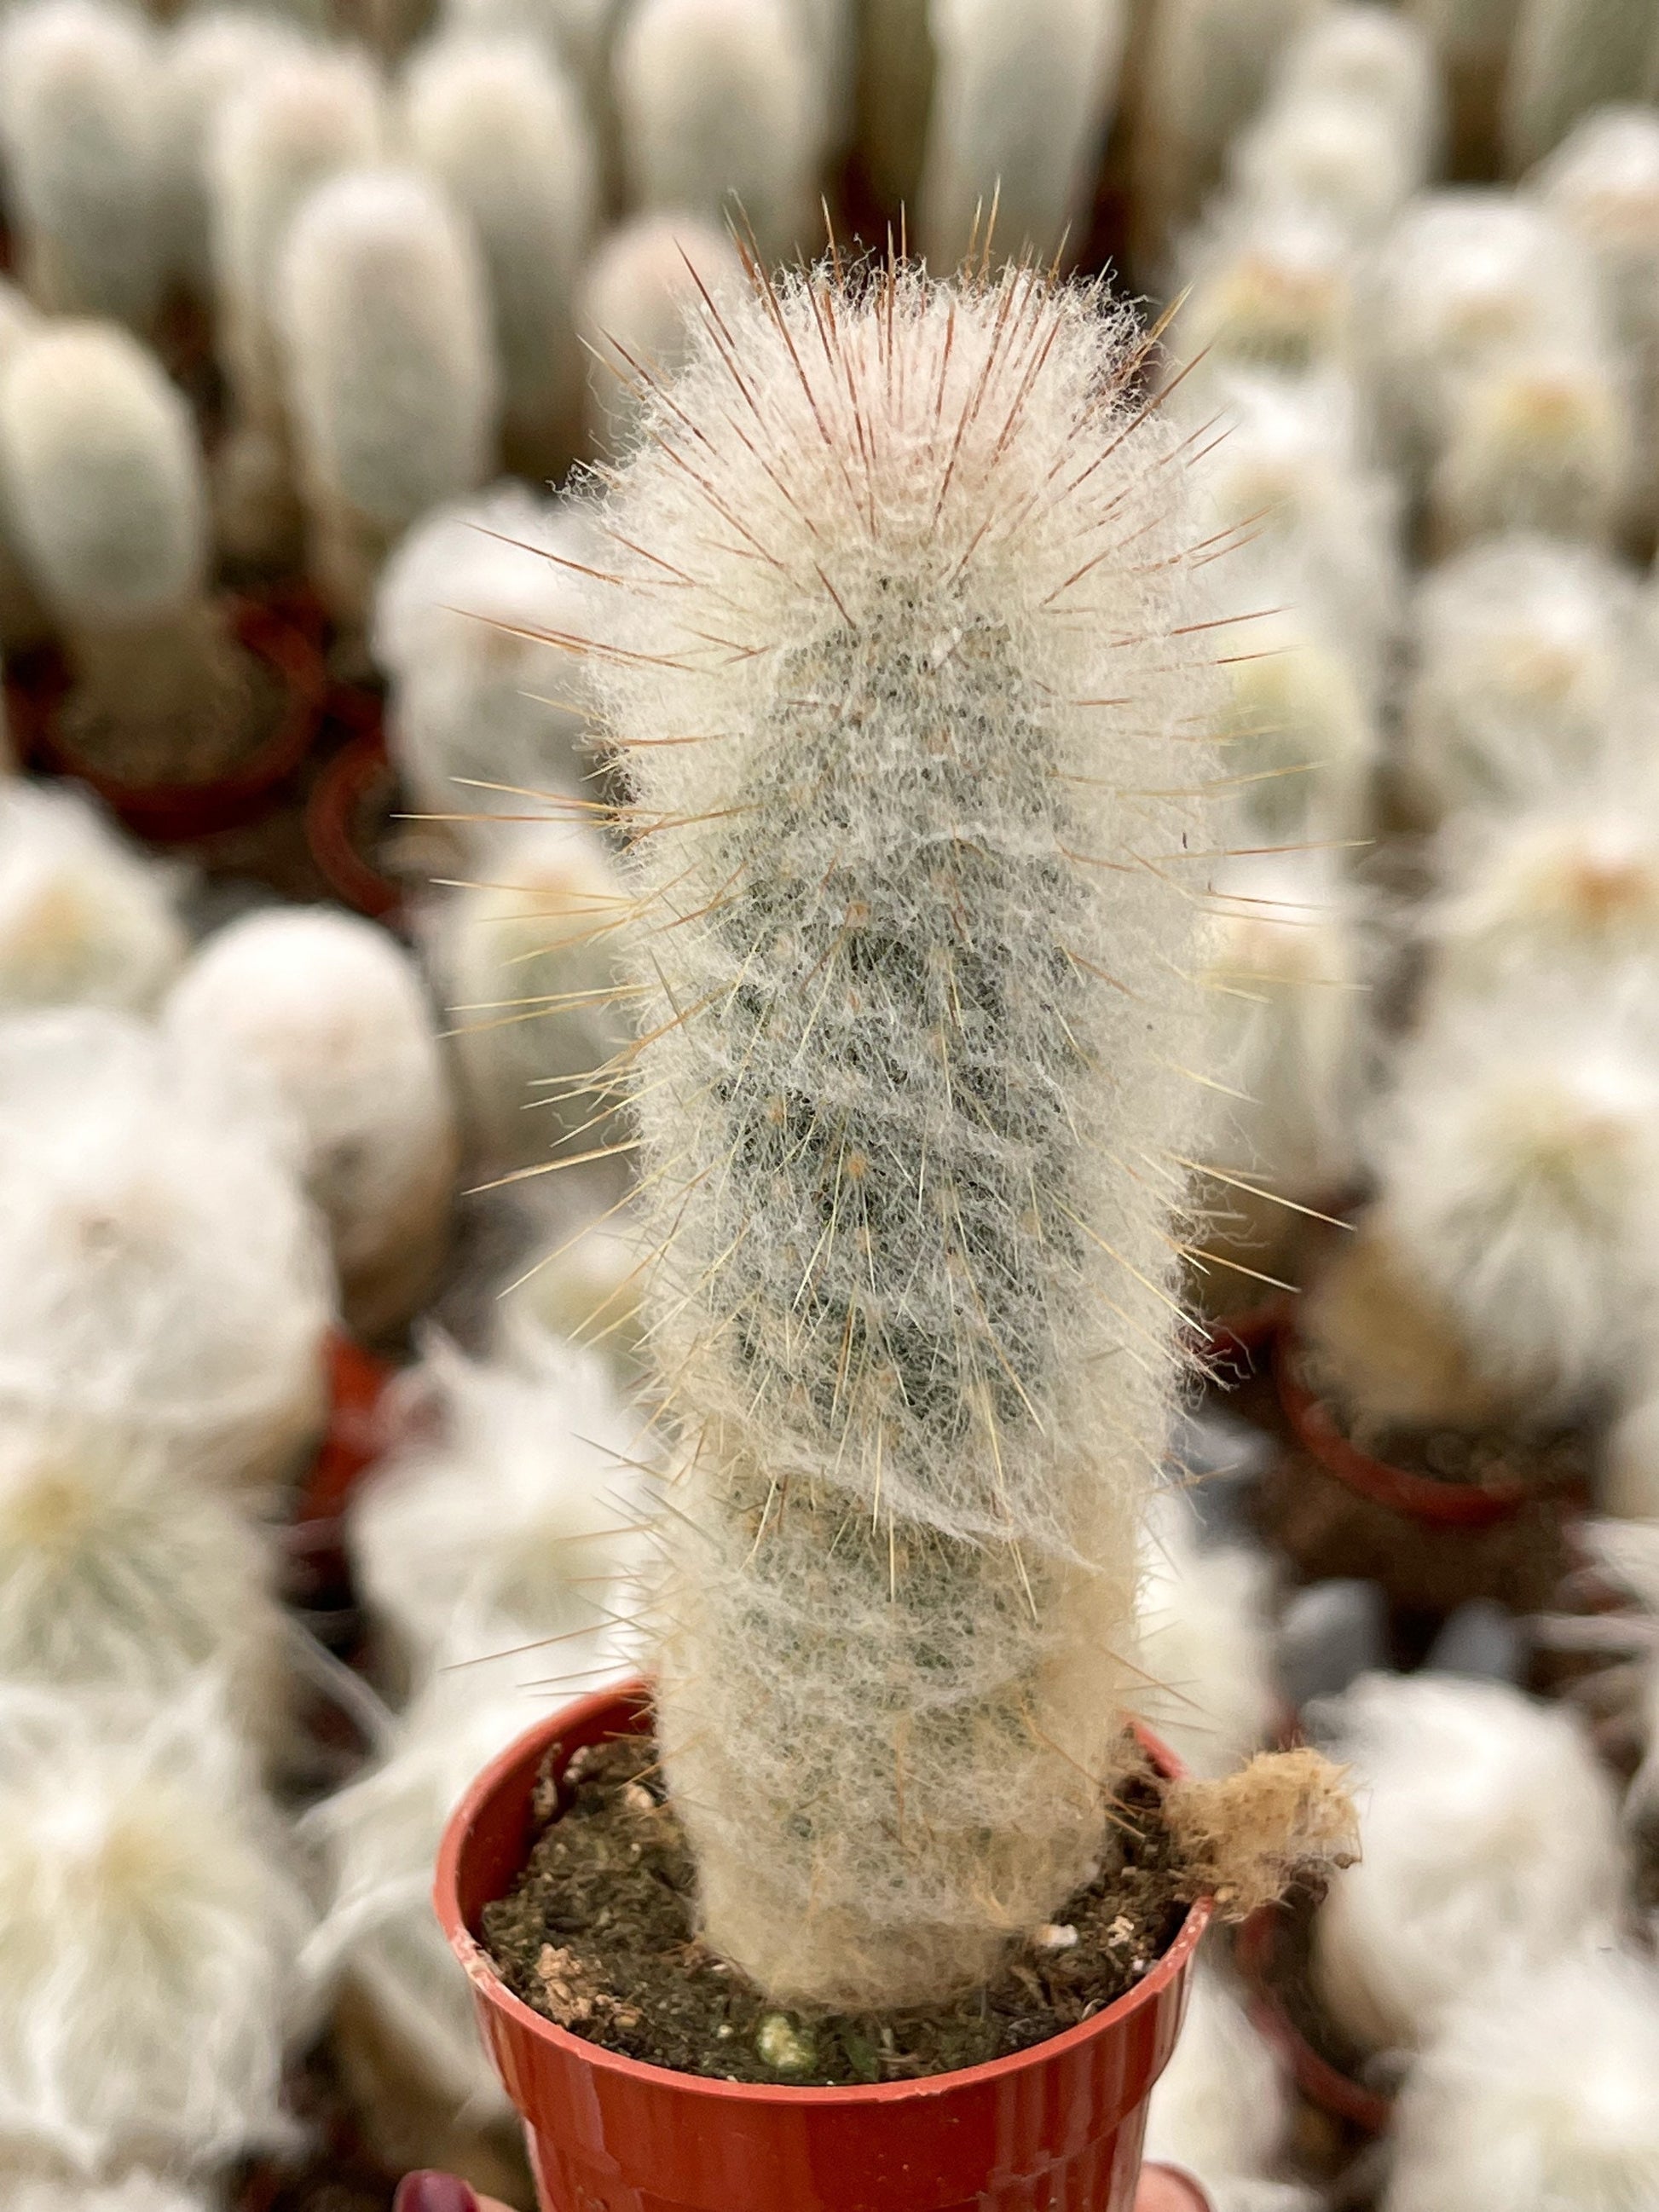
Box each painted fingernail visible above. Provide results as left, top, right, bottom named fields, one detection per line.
left=392, top=2175, right=479, bottom=2212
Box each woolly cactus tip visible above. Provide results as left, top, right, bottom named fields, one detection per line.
left=587, top=257, right=1237, bottom=2009
left=1428, top=344, right=1633, bottom=554
left=0, top=782, right=186, bottom=1015
left=577, top=212, right=745, bottom=453
left=1174, top=202, right=1357, bottom=386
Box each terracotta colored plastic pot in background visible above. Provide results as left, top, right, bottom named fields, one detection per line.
left=395, top=2166, right=1215, bottom=2210
left=1234, top=1910, right=1391, bottom=2141
left=305, top=696, right=403, bottom=921
left=437, top=1680, right=1213, bottom=2212
left=1192, top=1294, right=1288, bottom=1383
left=284, top=1331, right=396, bottom=1616
left=14, top=597, right=327, bottom=840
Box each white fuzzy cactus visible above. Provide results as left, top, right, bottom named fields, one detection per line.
left=1278, top=6, right=1442, bottom=170
left=495, top=1205, right=648, bottom=1372
left=0, top=0, right=165, bottom=325
left=422, top=816, right=635, bottom=1174
left=577, top=212, right=744, bottom=453
left=590, top=262, right=1227, bottom=2010
left=916, top=0, right=1128, bottom=271
left=1132, top=1493, right=1278, bottom=1780
left=1401, top=534, right=1639, bottom=825
left=1402, top=0, right=1522, bottom=176
left=1145, top=1963, right=1318, bottom=2212
left=373, top=482, right=598, bottom=828
left=612, top=0, right=819, bottom=264
left=1172, top=202, right=1359, bottom=390
left=1228, top=91, right=1425, bottom=244
left=0, top=321, right=257, bottom=784
left=154, top=9, right=313, bottom=293
left=14, top=2179, right=217, bottom=2212
left=1213, top=598, right=1379, bottom=856
left=349, top=1329, right=645, bottom=1684
left=0, top=1009, right=332, bottom=1491
left=1504, top=0, right=1659, bottom=176
left=1426, top=342, right=1633, bottom=555
left=0, top=783, right=186, bottom=1015
left=0, top=1411, right=286, bottom=1749
left=0, top=1678, right=313, bottom=2178
left=402, top=32, right=597, bottom=482
left=1382, top=1945, right=1659, bottom=2212
left=275, top=165, right=498, bottom=621
left=163, top=907, right=460, bottom=1339
left=1131, top=0, right=1327, bottom=274
left=1313, top=1674, right=1624, bottom=2054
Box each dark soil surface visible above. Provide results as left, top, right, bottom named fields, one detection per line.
left=484, top=1732, right=1188, bottom=2087
left=64, top=639, right=284, bottom=784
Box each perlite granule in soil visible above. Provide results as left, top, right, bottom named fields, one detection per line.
left=483, top=1733, right=1188, bottom=2086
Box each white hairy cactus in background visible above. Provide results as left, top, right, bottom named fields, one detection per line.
left=1401, top=534, right=1639, bottom=824
left=441, top=0, right=619, bottom=118
left=1425, top=341, right=1634, bottom=555
left=0, top=1678, right=313, bottom=2179
left=1172, top=202, right=1359, bottom=390
left=0, top=1010, right=332, bottom=1492
left=0, top=783, right=186, bottom=1015
left=1145, top=1964, right=1318, bottom=2212
left=348, top=1330, right=645, bottom=1687
left=916, top=0, right=1128, bottom=270
left=163, top=908, right=460, bottom=1339
left=612, top=0, right=819, bottom=265
left=0, top=321, right=260, bottom=783
left=495, top=1207, right=647, bottom=1372
left=593, top=262, right=1230, bottom=2011
left=1313, top=1673, right=1623, bottom=2054
left=577, top=212, right=745, bottom=453
left=1228, top=89, right=1425, bottom=244
left=1211, top=600, right=1379, bottom=854
left=1402, top=0, right=1522, bottom=176
left=1131, top=0, right=1327, bottom=275
left=857, top=0, right=933, bottom=211
left=373, top=482, right=597, bottom=827
left=1132, top=1493, right=1278, bottom=1781
left=0, top=1412, right=286, bottom=1748
left=1382, top=1945, right=1659, bottom=2212
left=154, top=9, right=313, bottom=293
left=421, top=816, right=634, bottom=1175
left=1503, top=0, right=1659, bottom=176
left=1279, top=5, right=1442, bottom=175
left=14, top=2179, right=217, bottom=2212
left=0, top=0, right=165, bottom=325
left=206, top=49, right=385, bottom=557
left=275, top=165, right=498, bottom=621
left=402, top=32, right=597, bottom=483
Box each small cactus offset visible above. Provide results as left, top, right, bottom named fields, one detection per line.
left=592, top=259, right=1229, bottom=2010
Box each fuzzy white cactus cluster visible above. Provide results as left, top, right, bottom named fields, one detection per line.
left=0, top=783, right=185, bottom=1016
left=1133, top=1492, right=1279, bottom=1780
left=1146, top=1964, right=1321, bottom=2212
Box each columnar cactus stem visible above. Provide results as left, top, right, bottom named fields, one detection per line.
left=592, top=261, right=1225, bottom=2010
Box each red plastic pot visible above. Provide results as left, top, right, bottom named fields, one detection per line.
left=396, top=2167, right=1214, bottom=2210
left=284, top=1331, right=396, bottom=1612
left=15, top=596, right=326, bottom=840
left=436, top=1681, right=1212, bottom=2212
left=1234, top=1910, right=1391, bottom=2141
left=304, top=697, right=403, bottom=921
left=1273, top=1323, right=1527, bottom=1532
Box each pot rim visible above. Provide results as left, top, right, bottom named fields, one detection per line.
left=436, top=1678, right=1214, bottom=2107
left=304, top=712, right=403, bottom=921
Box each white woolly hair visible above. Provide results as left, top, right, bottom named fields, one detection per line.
left=0, top=1407, right=286, bottom=1748
left=348, top=1328, right=647, bottom=1683
left=401, top=31, right=597, bottom=482
left=1171, top=199, right=1358, bottom=389
left=1130, top=0, right=1328, bottom=272
left=1382, top=1943, right=1659, bottom=2212
left=163, top=907, right=459, bottom=1340
left=916, top=0, right=1129, bottom=271
left=154, top=10, right=314, bottom=292
left=1426, top=342, right=1634, bottom=555
left=276, top=165, right=498, bottom=612
left=0, top=1008, right=332, bottom=1491
left=372, top=482, right=598, bottom=823
left=14, top=2178, right=217, bottom=2212
left=1275, top=5, right=1442, bottom=175
left=612, top=0, right=820, bottom=265
left=1208, top=592, right=1379, bottom=853
left=576, top=211, right=745, bottom=453
left=419, top=814, right=635, bottom=1173
left=1531, top=103, right=1659, bottom=315
left=1401, top=534, right=1640, bottom=825
left=1132, top=1492, right=1277, bottom=1781
left=1422, top=794, right=1659, bottom=1004
left=1503, top=0, right=1659, bottom=177
left=588, top=262, right=1225, bottom=2009
left=1228, top=90, right=1425, bottom=243
left=0, top=1678, right=313, bottom=2177
left=1371, top=1002, right=1659, bottom=1418
left=495, top=1205, right=647, bottom=1372
left=1200, top=853, right=1368, bottom=1212
left=206, top=49, right=386, bottom=427
left=0, top=321, right=207, bottom=629
left=1144, top=1960, right=1310, bottom=2207
left=440, top=0, right=618, bottom=104
left=0, top=782, right=186, bottom=1015
left=0, top=0, right=164, bottom=325
left=1362, top=191, right=1604, bottom=475
left=1312, top=1672, right=1624, bottom=2054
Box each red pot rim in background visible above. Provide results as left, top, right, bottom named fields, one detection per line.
left=1234, top=1909, right=1392, bottom=2140
left=16, top=595, right=326, bottom=840
left=1273, top=1322, right=1529, bottom=1531
left=304, top=705, right=404, bottom=921
left=436, top=1679, right=1212, bottom=2212
left=284, top=1331, right=396, bottom=1591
